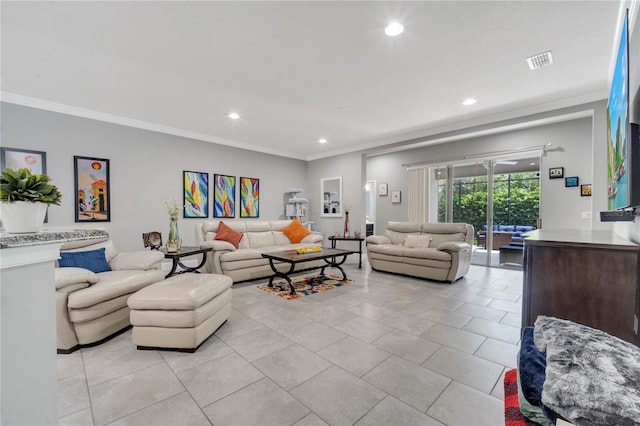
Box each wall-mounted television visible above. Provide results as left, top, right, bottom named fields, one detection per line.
left=607, top=9, right=639, bottom=210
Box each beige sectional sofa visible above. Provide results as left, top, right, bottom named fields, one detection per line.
left=366, top=222, right=474, bottom=282
left=196, top=220, right=324, bottom=282
left=55, top=237, right=165, bottom=353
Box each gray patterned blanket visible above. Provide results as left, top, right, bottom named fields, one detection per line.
left=534, top=316, right=640, bottom=426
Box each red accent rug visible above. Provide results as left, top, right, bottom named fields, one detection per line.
left=257, top=274, right=353, bottom=300
left=504, top=368, right=538, bottom=426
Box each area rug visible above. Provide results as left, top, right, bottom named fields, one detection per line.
left=504, top=368, right=538, bottom=426
left=257, top=274, right=353, bottom=300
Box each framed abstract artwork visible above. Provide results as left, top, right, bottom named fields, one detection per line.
left=240, top=177, right=259, bottom=218
left=74, top=156, right=110, bottom=222
left=213, top=174, right=236, bottom=218
left=1, top=147, right=47, bottom=174
left=549, top=167, right=564, bottom=179
left=581, top=184, right=592, bottom=197
left=183, top=171, right=209, bottom=218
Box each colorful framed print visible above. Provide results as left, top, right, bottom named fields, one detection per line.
left=1, top=147, right=47, bottom=174
left=240, top=177, right=259, bottom=218
left=549, top=167, right=564, bottom=179
left=581, top=184, right=592, bottom=197
left=565, top=176, right=579, bottom=187
left=183, top=171, right=209, bottom=218
left=74, top=156, right=110, bottom=222
left=213, top=174, right=236, bottom=218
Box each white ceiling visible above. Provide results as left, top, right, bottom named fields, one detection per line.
left=0, top=1, right=627, bottom=161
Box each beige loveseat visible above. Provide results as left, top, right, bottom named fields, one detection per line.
left=366, top=222, right=474, bottom=283
left=55, top=237, right=165, bottom=353
left=196, top=220, right=324, bottom=282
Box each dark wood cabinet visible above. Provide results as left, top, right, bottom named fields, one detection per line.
left=523, top=229, right=639, bottom=345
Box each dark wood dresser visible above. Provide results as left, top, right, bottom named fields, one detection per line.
left=522, top=229, right=639, bottom=345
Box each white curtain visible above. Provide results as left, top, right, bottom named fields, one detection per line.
left=408, top=168, right=428, bottom=222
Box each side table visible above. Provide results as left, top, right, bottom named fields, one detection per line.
left=160, top=246, right=212, bottom=278
left=328, top=236, right=365, bottom=268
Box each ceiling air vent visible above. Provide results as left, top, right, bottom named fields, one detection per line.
left=527, top=51, right=553, bottom=70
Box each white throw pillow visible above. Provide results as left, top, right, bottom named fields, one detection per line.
left=404, top=234, right=431, bottom=248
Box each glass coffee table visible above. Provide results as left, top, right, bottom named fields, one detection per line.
left=261, top=248, right=355, bottom=295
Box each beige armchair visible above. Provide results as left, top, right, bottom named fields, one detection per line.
left=56, top=237, right=165, bottom=353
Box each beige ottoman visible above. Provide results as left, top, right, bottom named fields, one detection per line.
left=127, top=273, right=232, bottom=352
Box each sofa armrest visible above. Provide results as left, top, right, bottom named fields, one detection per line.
left=200, top=240, right=236, bottom=252
left=437, top=242, right=471, bottom=252
left=366, top=235, right=392, bottom=245
left=109, top=250, right=165, bottom=271
left=55, top=267, right=99, bottom=290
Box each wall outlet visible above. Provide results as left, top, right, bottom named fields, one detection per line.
left=581, top=211, right=592, bottom=219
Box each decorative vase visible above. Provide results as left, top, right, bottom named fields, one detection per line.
left=166, top=215, right=182, bottom=252
left=0, top=201, right=48, bottom=233
left=344, top=211, right=350, bottom=237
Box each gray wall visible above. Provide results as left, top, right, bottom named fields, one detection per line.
left=1, top=103, right=308, bottom=251
left=364, top=102, right=607, bottom=233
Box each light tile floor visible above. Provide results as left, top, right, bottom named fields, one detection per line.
left=58, top=260, right=524, bottom=426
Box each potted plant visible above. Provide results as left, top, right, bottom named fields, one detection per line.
left=0, top=167, right=62, bottom=233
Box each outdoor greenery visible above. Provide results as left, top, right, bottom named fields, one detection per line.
left=438, top=172, right=539, bottom=234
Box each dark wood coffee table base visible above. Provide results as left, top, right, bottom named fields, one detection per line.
left=262, top=248, right=355, bottom=295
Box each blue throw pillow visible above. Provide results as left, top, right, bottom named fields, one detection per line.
left=519, top=326, right=546, bottom=406
left=58, top=248, right=111, bottom=273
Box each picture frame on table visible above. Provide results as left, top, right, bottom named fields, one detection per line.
left=565, top=176, right=579, bottom=187
left=74, top=156, right=110, bottom=222
left=549, top=167, right=564, bottom=179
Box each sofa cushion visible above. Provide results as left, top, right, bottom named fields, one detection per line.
left=282, top=217, right=311, bottom=243
left=516, top=225, right=535, bottom=233
left=386, top=230, right=420, bottom=245
left=402, top=247, right=451, bottom=261
left=366, top=244, right=405, bottom=257
left=404, top=234, right=431, bottom=248
left=59, top=248, right=112, bottom=273
left=425, top=232, right=465, bottom=247
left=215, top=221, right=244, bottom=248
left=246, top=231, right=276, bottom=248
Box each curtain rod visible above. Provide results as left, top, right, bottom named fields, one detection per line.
left=402, top=143, right=553, bottom=170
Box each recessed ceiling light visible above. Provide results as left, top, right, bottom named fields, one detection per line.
left=385, top=22, right=404, bottom=36
left=318, top=138, right=328, bottom=144
left=462, top=98, right=477, bottom=106
left=228, top=112, right=240, bottom=120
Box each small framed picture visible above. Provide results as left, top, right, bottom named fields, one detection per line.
left=391, top=190, right=401, bottom=203
left=549, top=167, right=564, bottom=179
left=0, top=147, right=47, bottom=174
left=565, top=176, right=579, bottom=187
left=581, top=184, right=592, bottom=197
left=379, top=183, right=388, bottom=196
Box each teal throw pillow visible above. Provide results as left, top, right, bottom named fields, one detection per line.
left=58, top=248, right=111, bottom=273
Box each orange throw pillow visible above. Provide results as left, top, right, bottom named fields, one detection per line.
left=282, top=218, right=311, bottom=243
left=214, top=221, right=243, bottom=248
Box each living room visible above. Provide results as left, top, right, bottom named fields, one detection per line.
left=2, top=1, right=640, bottom=425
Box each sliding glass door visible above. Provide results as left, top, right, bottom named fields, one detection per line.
left=433, top=154, right=540, bottom=268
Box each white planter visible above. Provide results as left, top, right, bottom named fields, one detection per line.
left=0, top=201, right=48, bottom=233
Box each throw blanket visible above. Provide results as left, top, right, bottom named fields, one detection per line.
left=534, top=316, right=640, bottom=426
